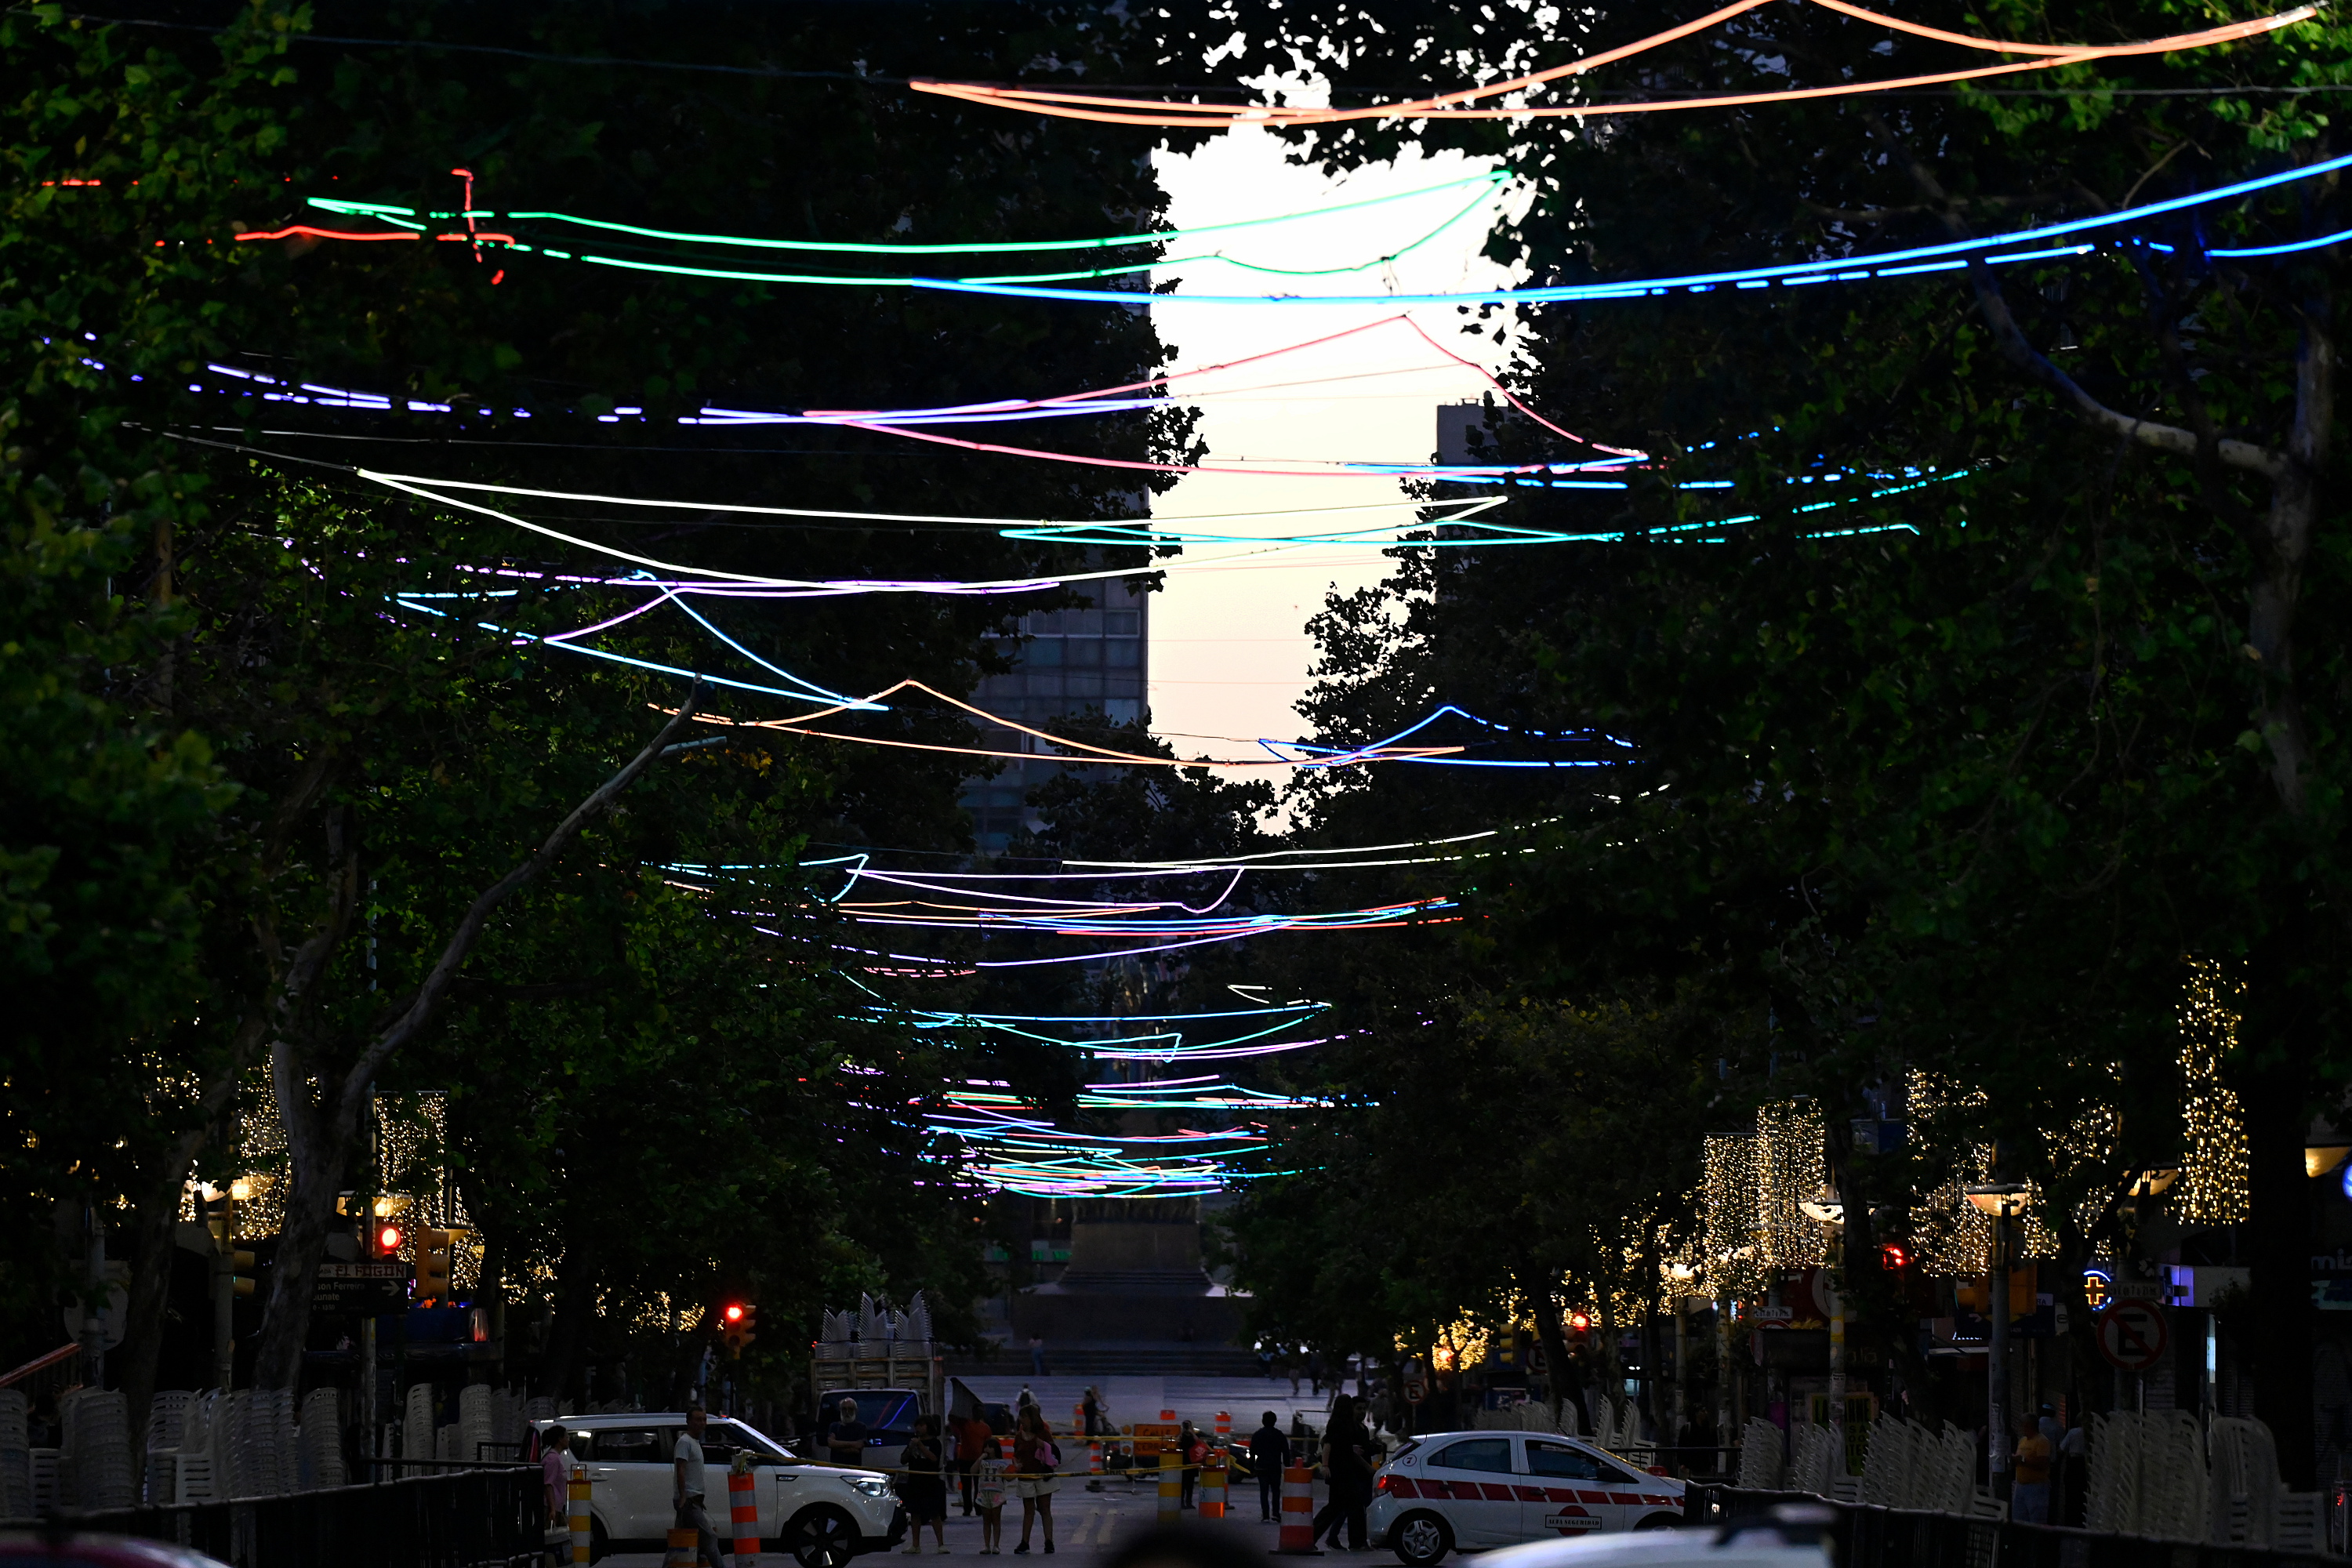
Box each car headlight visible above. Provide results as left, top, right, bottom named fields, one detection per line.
left=848, top=1477, right=894, bottom=1499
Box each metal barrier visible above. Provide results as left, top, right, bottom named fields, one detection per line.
left=1687, top=1486, right=2341, bottom=1568
left=11, top=1465, right=544, bottom=1568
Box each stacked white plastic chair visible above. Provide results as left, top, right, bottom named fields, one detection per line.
left=59, top=1388, right=135, bottom=1509
left=170, top=1390, right=220, bottom=1504
left=1736, top=1417, right=1785, bottom=1489
left=1857, top=1414, right=1915, bottom=1508
left=904, top=1290, right=934, bottom=1344
left=403, top=1382, right=435, bottom=1477
left=459, top=1383, right=494, bottom=1466
left=141, top=1390, right=191, bottom=1503
left=522, top=1394, right=557, bottom=1428
left=1785, top=1421, right=1840, bottom=1497
left=492, top=1388, right=526, bottom=1456
left=2209, top=1415, right=2281, bottom=1548
left=0, top=1388, right=32, bottom=1518
left=1924, top=1423, right=1980, bottom=1515
left=298, top=1388, right=345, bottom=1490
left=858, top=1293, right=884, bottom=1341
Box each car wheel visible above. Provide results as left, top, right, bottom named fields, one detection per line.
left=786, top=1505, right=862, bottom=1568
left=587, top=1519, right=611, bottom=1566
left=1634, top=1512, right=1679, bottom=1532
left=1390, top=1511, right=1452, bottom=1566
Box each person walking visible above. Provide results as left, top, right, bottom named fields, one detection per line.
left=671, top=1406, right=728, bottom=1568
left=1177, top=1421, right=1204, bottom=1509
left=1029, top=1334, right=1050, bottom=1376
left=1081, top=1387, right=1106, bottom=1437
left=1309, top=1394, right=1374, bottom=1552
left=953, top=1407, right=995, bottom=1515
left=902, top=1415, right=950, bottom=1553
left=1247, top=1410, right=1291, bottom=1523
left=539, top=1425, right=576, bottom=1568
left=1011, top=1406, right=1058, bottom=1554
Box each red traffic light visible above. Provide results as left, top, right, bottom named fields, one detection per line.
left=1882, top=1242, right=1911, bottom=1270
left=1568, top=1312, right=1592, bottom=1334
left=724, top=1303, right=746, bottom=1323
left=375, top=1223, right=405, bottom=1256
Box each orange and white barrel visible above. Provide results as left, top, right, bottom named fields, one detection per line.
left=1200, top=1453, right=1228, bottom=1519
left=1089, top=1441, right=1103, bottom=1475
left=570, top=1475, right=593, bottom=1566
left=1159, top=1450, right=1181, bottom=1524
left=665, top=1526, right=698, bottom=1567
left=1276, top=1465, right=1316, bottom=1554
left=728, top=1468, right=760, bottom=1565
left=1214, top=1410, right=1231, bottom=1439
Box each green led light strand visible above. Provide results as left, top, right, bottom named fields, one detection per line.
left=307, top=169, right=1506, bottom=256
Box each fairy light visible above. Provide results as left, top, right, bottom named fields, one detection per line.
left=911, top=2, right=2311, bottom=127
left=299, top=169, right=1508, bottom=256
left=1757, top=1102, right=1828, bottom=1269
left=1702, top=1134, right=1766, bottom=1299
left=913, top=147, right=2352, bottom=308
left=2178, top=959, right=2252, bottom=1225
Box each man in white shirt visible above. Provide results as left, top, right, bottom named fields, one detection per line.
left=673, top=1405, right=726, bottom=1568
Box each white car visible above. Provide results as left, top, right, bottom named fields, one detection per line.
left=1370, top=1430, right=1687, bottom=1565
left=1473, top=1519, right=1829, bottom=1568
left=532, top=1413, right=903, bottom=1566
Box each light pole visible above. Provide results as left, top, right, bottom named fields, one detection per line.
left=1965, top=1183, right=2032, bottom=1502
left=1798, top=1198, right=1846, bottom=1476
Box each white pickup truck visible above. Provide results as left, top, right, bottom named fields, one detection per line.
left=532, top=1413, right=903, bottom=1566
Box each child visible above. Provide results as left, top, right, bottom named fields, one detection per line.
left=902, top=1415, right=949, bottom=1554
left=974, top=1439, right=1009, bottom=1554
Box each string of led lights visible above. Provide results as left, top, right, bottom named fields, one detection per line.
left=276, top=168, right=1507, bottom=255
left=833, top=893, right=1459, bottom=937
left=908, top=0, right=2314, bottom=126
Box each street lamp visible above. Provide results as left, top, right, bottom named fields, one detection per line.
left=1799, top=1195, right=1848, bottom=1475
left=1963, top=1184, right=2031, bottom=1499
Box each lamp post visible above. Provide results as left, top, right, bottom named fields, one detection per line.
left=1965, top=1183, right=2031, bottom=1501
left=1798, top=1198, right=1846, bottom=1473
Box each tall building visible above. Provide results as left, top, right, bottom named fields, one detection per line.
left=959, top=579, right=1149, bottom=852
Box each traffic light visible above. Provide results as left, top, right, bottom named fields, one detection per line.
left=373, top=1221, right=405, bottom=1258
left=224, top=1246, right=257, bottom=1298
left=1567, top=1312, right=1592, bottom=1344
left=415, top=1229, right=453, bottom=1302
left=1881, top=1241, right=1912, bottom=1272
left=720, top=1302, right=758, bottom=1358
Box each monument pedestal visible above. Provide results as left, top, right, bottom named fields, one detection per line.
left=1009, top=1197, right=1245, bottom=1348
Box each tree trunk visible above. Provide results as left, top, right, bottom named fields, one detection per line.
left=2241, top=924, right=2322, bottom=1486
left=1530, top=1294, right=1588, bottom=1434
left=245, top=693, right=701, bottom=1391
left=251, top=1090, right=358, bottom=1390
left=117, top=1165, right=194, bottom=1454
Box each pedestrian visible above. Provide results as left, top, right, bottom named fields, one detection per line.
left=975, top=1437, right=1010, bottom=1555
left=1029, top=1334, right=1050, bottom=1376
left=954, top=1406, right=995, bottom=1515
left=1307, top=1350, right=1324, bottom=1396
left=1309, top=1394, right=1373, bottom=1552
left=2057, top=1410, right=2089, bottom=1526
left=1082, top=1386, right=1106, bottom=1436
left=1287, top=1348, right=1303, bottom=1399
left=1177, top=1420, right=1204, bottom=1508
left=1012, top=1405, right=1060, bottom=1554
left=1247, top=1410, right=1291, bottom=1523
left=1256, top=1341, right=1276, bottom=1383
left=539, top=1425, right=575, bottom=1568
left=1016, top=1385, right=1039, bottom=1419
left=826, top=1397, right=869, bottom=1467
left=2010, top=1412, right=2054, bottom=1525
left=902, top=1414, right=950, bottom=1554
left=671, top=1404, right=728, bottom=1568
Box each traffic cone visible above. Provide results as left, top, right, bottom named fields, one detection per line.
left=1215, top=1410, right=1231, bottom=1440
left=1276, top=1465, right=1320, bottom=1555
left=729, top=1468, right=760, bottom=1566
left=1159, top=1451, right=1181, bottom=1524
left=570, top=1475, right=593, bottom=1566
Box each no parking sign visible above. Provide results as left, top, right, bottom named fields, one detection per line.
left=2096, top=1299, right=2169, bottom=1370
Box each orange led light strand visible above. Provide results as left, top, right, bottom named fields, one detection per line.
left=911, top=4, right=2314, bottom=127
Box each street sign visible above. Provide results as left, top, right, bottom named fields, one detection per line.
left=313, top=1259, right=410, bottom=1316
left=2096, top=1300, right=2168, bottom=1370
left=1403, top=1378, right=1426, bottom=1404
left=1746, top=1305, right=1794, bottom=1322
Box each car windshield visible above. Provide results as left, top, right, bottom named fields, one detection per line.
left=856, top=1393, right=919, bottom=1432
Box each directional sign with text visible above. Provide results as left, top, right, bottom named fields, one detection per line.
left=2096, top=1299, right=2169, bottom=1370
left=312, top=1259, right=410, bottom=1315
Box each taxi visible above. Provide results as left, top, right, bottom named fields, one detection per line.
left=1370, top=1429, right=1686, bottom=1565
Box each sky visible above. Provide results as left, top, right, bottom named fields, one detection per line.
left=1144, top=131, right=1530, bottom=764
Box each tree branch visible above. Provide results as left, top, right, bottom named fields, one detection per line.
left=334, top=683, right=706, bottom=1123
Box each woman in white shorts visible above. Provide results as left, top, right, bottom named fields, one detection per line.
left=1011, top=1406, right=1058, bottom=1554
